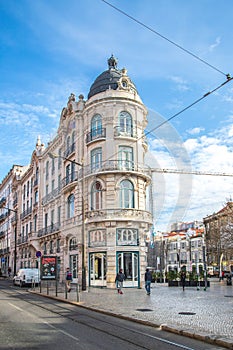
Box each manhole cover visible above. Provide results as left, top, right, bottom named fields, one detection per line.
left=136, top=308, right=153, bottom=312
left=179, top=312, right=196, bottom=315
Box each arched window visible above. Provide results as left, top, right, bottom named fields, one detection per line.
left=120, top=180, right=134, bottom=208
left=67, top=194, right=75, bottom=218
left=69, top=237, right=78, bottom=250
left=119, top=111, right=133, bottom=136
left=91, top=114, right=102, bottom=137
left=91, top=181, right=103, bottom=210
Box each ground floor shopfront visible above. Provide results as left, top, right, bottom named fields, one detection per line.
left=66, top=250, right=143, bottom=288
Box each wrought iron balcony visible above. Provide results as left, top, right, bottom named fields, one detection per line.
left=64, top=142, right=75, bottom=158
left=42, top=186, right=61, bottom=205
left=37, top=222, right=60, bottom=237
left=86, top=128, right=106, bottom=144
left=61, top=171, right=79, bottom=189
left=85, top=160, right=151, bottom=177
left=20, top=206, right=32, bottom=220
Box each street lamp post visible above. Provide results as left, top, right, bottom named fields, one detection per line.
left=48, top=153, right=86, bottom=291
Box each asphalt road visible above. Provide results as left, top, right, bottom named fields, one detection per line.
left=0, top=280, right=227, bottom=350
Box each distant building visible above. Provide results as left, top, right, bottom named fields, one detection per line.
left=203, top=202, right=233, bottom=274
left=147, top=221, right=206, bottom=275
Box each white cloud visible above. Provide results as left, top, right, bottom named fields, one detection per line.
left=169, top=75, right=190, bottom=91
left=208, top=36, right=221, bottom=52
left=148, top=121, right=233, bottom=231
left=187, top=127, right=205, bottom=135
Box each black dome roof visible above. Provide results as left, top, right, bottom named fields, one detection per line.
left=88, top=55, right=137, bottom=99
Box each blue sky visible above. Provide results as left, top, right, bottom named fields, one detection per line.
left=0, top=0, right=233, bottom=231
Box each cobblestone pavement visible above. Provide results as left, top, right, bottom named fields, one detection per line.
left=36, top=279, right=233, bottom=349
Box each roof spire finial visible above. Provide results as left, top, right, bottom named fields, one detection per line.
left=108, top=54, right=118, bottom=70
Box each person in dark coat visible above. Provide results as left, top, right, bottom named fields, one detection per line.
left=145, top=268, right=152, bottom=295
left=180, top=270, right=186, bottom=291
left=65, top=267, right=72, bottom=292
left=115, top=269, right=125, bottom=294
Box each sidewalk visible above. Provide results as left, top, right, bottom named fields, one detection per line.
left=33, top=279, right=233, bottom=349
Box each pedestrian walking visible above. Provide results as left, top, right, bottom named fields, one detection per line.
left=145, top=268, right=152, bottom=295
left=115, top=269, right=125, bottom=294
left=8, top=267, right=12, bottom=278
left=180, top=270, right=186, bottom=291
left=65, top=267, right=72, bottom=292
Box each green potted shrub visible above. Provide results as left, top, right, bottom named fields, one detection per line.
left=167, top=270, right=178, bottom=286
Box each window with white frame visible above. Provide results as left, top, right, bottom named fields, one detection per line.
left=91, top=114, right=102, bottom=138
left=120, top=179, right=134, bottom=208
left=89, top=229, right=106, bottom=247
left=91, top=181, right=103, bottom=210
left=119, top=111, right=133, bottom=136
left=117, top=228, right=138, bottom=246
left=91, top=148, right=102, bottom=171
left=69, top=237, right=78, bottom=250
left=67, top=194, right=75, bottom=218
left=118, top=146, right=133, bottom=170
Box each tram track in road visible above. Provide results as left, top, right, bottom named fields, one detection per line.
left=0, top=285, right=226, bottom=350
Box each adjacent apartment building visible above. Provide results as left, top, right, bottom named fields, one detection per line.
left=0, top=56, right=153, bottom=289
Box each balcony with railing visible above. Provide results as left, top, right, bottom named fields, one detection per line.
left=20, top=206, right=32, bottom=220
left=64, top=142, right=75, bottom=158
left=0, top=211, right=9, bottom=223
left=0, top=247, right=9, bottom=254
left=37, top=222, right=60, bottom=238
left=42, top=186, right=61, bottom=205
left=17, top=235, right=28, bottom=245
left=85, top=160, right=151, bottom=179
left=61, top=171, right=79, bottom=191
left=86, top=128, right=106, bottom=144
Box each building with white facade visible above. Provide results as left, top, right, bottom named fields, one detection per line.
left=0, top=56, right=153, bottom=288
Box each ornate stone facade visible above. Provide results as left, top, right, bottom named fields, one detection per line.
left=0, top=56, right=153, bottom=288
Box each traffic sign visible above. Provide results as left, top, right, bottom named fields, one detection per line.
left=36, top=251, right=41, bottom=258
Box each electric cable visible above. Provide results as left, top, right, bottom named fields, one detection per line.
left=144, top=76, right=232, bottom=138
left=101, top=0, right=228, bottom=78
left=99, top=76, right=233, bottom=166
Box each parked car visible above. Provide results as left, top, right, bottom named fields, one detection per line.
left=13, top=268, right=40, bottom=287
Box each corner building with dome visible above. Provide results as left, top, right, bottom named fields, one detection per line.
left=0, top=56, right=153, bottom=289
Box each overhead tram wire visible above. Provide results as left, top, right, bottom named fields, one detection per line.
left=101, top=0, right=229, bottom=78
left=144, top=76, right=233, bottom=138
left=150, top=168, right=233, bottom=177
left=101, top=76, right=233, bottom=168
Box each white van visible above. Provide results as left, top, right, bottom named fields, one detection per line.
left=13, top=268, right=40, bottom=287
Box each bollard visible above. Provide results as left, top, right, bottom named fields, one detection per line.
left=76, top=283, right=80, bottom=302
left=65, top=283, right=68, bottom=299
